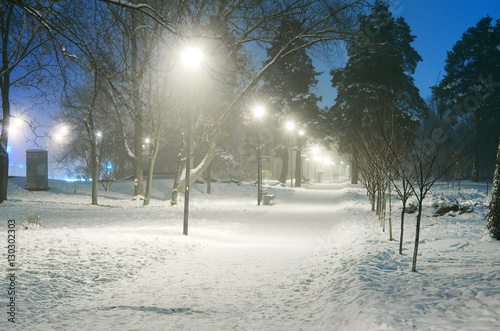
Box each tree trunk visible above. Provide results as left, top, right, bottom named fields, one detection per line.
left=144, top=135, right=160, bottom=206
left=90, top=141, right=99, bottom=206
left=0, top=61, right=11, bottom=203
left=376, top=189, right=379, bottom=213
left=0, top=144, right=8, bottom=203
left=388, top=182, right=392, bottom=241
left=206, top=160, right=212, bottom=194
left=399, top=205, right=406, bottom=254
left=295, top=148, right=302, bottom=187
left=170, top=150, right=184, bottom=206
left=351, top=160, right=358, bottom=184
left=131, top=11, right=144, bottom=198
left=174, top=135, right=219, bottom=199
left=412, top=194, right=424, bottom=272
left=84, top=118, right=99, bottom=205
left=472, top=122, right=479, bottom=182
left=370, top=192, right=376, bottom=212
left=278, top=148, right=289, bottom=184
left=486, top=137, right=500, bottom=239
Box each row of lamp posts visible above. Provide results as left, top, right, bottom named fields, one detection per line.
left=179, top=45, right=341, bottom=235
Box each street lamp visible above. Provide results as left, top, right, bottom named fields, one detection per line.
left=253, top=105, right=265, bottom=205
left=285, top=121, right=295, bottom=187
left=54, top=124, right=69, bottom=143
left=181, top=47, right=204, bottom=70
left=9, top=117, right=24, bottom=136
left=181, top=46, right=203, bottom=236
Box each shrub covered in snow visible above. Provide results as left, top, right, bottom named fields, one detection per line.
left=21, top=214, right=44, bottom=230
left=433, top=200, right=473, bottom=217
left=405, top=201, right=418, bottom=214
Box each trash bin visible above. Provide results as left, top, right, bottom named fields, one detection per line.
left=25, top=149, right=49, bottom=191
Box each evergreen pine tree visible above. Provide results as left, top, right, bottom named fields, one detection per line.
left=329, top=0, right=426, bottom=183
left=486, top=138, right=500, bottom=239
left=261, top=17, right=322, bottom=184
left=433, top=17, right=500, bottom=182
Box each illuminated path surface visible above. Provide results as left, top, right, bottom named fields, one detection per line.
left=88, top=180, right=370, bottom=330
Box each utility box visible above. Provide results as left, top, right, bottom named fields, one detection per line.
left=25, top=149, right=49, bottom=191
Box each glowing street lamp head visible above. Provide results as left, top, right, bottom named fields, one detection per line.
left=60, top=126, right=68, bottom=135
left=253, top=106, right=265, bottom=118
left=54, top=134, right=62, bottom=142
left=311, top=146, right=320, bottom=155
left=285, top=121, right=295, bottom=131
left=181, top=46, right=204, bottom=70
left=9, top=117, right=23, bottom=135
left=54, top=124, right=70, bottom=142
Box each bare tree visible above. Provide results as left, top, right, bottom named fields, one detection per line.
left=0, top=2, right=54, bottom=202
left=8, top=0, right=370, bottom=206
left=83, top=74, right=102, bottom=205
left=97, top=0, right=369, bottom=204
left=404, top=116, right=469, bottom=272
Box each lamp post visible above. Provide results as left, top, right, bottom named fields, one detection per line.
left=181, top=46, right=203, bottom=236
left=253, top=106, right=265, bottom=205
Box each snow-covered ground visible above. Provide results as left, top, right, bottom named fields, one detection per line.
left=1, top=177, right=499, bottom=330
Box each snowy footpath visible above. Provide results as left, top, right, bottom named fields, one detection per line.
left=1, top=177, right=499, bottom=330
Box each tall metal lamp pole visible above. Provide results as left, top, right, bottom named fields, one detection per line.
left=181, top=46, right=203, bottom=236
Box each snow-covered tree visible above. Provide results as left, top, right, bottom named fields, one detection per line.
left=0, top=2, right=55, bottom=202
left=486, top=138, right=500, bottom=239
left=10, top=0, right=371, bottom=204
left=433, top=16, right=500, bottom=182
left=329, top=0, right=426, bottom=185
left=261, top=17, right=323, bottom=185
left=99, top=0, right=368, bottom=199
